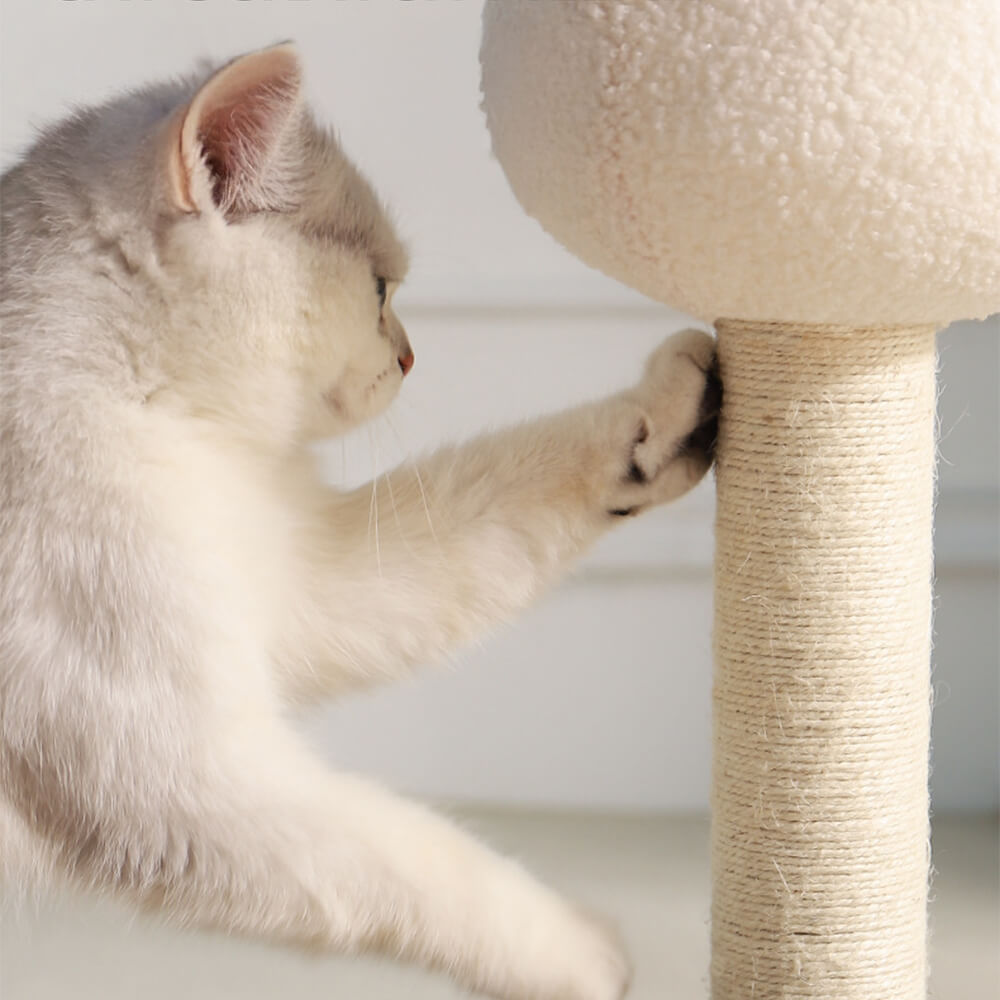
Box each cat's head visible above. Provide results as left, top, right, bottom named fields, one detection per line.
left=13, top=44, right=412, bottom=446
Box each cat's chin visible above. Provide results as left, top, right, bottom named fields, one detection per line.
left=317, top=372, right=401, bottom=436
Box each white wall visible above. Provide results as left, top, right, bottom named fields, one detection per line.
left=2, top=0, right=996, bottom=812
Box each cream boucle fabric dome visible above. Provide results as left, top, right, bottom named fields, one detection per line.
left=480, top=0, right=1000, bottom=325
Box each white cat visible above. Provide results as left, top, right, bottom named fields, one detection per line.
left=0, top=44, right=719, bottom=1000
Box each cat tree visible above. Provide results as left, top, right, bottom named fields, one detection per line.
left=480, top=3, right=999, bottom=997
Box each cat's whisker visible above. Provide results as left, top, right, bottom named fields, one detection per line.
left=369, top=416, right=404, bottom=541
left=367, top=425, right=383, bottom=578
left=382, top=465, right=405, bottom=542
left=384, top=411, right=438, bottom=544
left=371, top=413, right=423, bottom=558
left=411, top=462, right=438, bottom=546
left=365, top=446, right=376, bottom=543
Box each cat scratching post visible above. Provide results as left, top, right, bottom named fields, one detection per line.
left=480, top=3, right=999, bottom=996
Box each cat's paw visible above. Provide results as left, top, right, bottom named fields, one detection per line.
left=519, top=902, right=632, bottom=1000
left=465, top=863, right=631, bottom=1000
left=564, top=906, right=633, bottom=1000
left=604, top=329, right=720, bottom=517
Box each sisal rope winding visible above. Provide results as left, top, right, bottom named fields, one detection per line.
left=711, top=320, right=936, bottom=998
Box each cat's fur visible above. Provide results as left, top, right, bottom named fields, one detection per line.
left=0, top=44, right=719, bottom=1000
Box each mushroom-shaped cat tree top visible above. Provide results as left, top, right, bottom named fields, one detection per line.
left=481, top=3, right=998, bottom=997
left=482, top=0, right=999, bottom=325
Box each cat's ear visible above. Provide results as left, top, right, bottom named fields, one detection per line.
left=167, top=43, right=303, bottom=217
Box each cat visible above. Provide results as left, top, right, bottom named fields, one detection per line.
left=0, top=43, right=720, bottom=1000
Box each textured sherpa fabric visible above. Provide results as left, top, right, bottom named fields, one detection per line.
left=480, top=0, right=1000, bottom=325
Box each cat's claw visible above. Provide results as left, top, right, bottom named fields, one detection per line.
left=679, top=351, right=722, bottom=464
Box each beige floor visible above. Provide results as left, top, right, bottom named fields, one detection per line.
left=2, top=811, right=996, bottom=999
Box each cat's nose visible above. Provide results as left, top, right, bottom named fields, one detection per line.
left=398, top=351, right=414, bottom=377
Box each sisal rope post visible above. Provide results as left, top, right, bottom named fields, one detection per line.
left=711, top=320, right=936, bottom=998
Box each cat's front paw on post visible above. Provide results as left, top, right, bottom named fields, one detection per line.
left=605, top=329, right=721, bottom=517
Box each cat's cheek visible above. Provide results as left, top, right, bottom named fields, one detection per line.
left=372, top=370, right=404, bottom=416
left=321, top=389, right=347, bottom=422
left=314, top=369, right=401, bottom=435
left=356, top=366, right=404, bottom=422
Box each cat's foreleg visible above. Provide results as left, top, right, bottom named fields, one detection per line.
left=287, top=329, right=718, bottom=693
left=57, top=726, right=629, bottom=1000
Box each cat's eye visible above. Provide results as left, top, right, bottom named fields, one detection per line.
left=375, top=276, right=387, bottom=309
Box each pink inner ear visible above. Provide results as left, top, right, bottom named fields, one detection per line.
left=199, top=79, right=296, bottom=207
left=176, top=45, right=301, bottom=214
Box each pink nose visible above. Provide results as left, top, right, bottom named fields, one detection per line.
left=398, top=351, right=414, bottom=376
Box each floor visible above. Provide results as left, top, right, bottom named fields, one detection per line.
left=2, top=811, right=995, bottom=999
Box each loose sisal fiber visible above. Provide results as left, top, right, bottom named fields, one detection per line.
left=712, top=321, right=936, bottom=999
